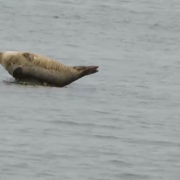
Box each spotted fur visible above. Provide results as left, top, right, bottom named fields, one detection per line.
left=0, top=51, right=98, bottom=87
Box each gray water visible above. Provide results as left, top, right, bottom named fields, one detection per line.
left=0, top=0, right=180, bottom=179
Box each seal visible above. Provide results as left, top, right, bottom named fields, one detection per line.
left=0, top=51, right=98, bottom=87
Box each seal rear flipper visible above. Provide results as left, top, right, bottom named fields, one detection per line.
left=73, top=66, right=99, bottom=77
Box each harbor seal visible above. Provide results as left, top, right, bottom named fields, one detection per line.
left=0, top=51, right=98, bottom=87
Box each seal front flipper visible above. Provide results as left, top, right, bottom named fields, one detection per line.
left=13, top=66, right=24, bottom=79
left=12, top=66, right=65, bottom=86
left=12, top=66, right=44, bottom=83
left=12, top=66, right=41, bottom=83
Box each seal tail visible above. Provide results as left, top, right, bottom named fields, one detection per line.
left=73, top=66, right=99, bottom=77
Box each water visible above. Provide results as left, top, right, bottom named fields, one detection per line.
left=0, top=0, right=180, bottom=179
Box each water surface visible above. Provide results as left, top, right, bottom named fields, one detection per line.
left=0, top=0, right=180, bottom=179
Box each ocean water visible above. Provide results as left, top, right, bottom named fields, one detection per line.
left=0, top=0, right=180, bottom=179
